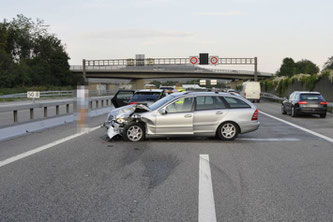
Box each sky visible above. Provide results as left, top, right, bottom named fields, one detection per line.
left=1, top=0, right=332, bottom=73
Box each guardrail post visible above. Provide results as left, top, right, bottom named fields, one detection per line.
left=44, top=107, right=47, bottom=117
left=96, top=101, right=98, bottom=108
left=89, top=101, right=92, bottom=109
left=56, top=105, right=59, bottom=115
left=106, top=99, right=109, bottom=106
left=66, top=104, right=70, bottom=113
left=30, top=108, right=34, bottom=120
left=13, top=110, right=18, bottom=123
left=101, top=100, right=104, bottom=107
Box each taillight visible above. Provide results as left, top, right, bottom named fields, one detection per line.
left=244, top=92, right=246, bottom=97
left=320, top=101, right=327, bottom=105
left=129, top=102, right=138, bottom=105
left=251, top=109, right=259, bottom=121
left=298, top=101, right=308, bottom=105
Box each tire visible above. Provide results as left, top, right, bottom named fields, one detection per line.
left=281, top=105, right=287, bottom=114
left=123, top=122, right=145, bottom=142
left=217, top=122, right=239, bottom=141
left=320, top=113, right=326, bottom=118
left=257, top=99, right=260, bottom=103
left=291, top=106, right=297, bottom=117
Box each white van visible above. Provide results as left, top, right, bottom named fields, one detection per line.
left=240, top=81, right=261, bottom=103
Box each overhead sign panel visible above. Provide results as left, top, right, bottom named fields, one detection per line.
left=211, top=80, right=217, bottom=85
left=200, top=80, right=206, bottom=85
left=189, top=56, right=199, bottom=65
left=209, top=56, right=219, bottom=65
left=199, top=53, right=209, bottom=65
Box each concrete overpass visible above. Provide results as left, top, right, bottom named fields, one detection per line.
left=70, top=65, right=275, bottom=88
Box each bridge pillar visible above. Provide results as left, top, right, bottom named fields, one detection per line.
left=131, top=79, right=145, bottom=89
left=229, top=80, right=243, bottom=90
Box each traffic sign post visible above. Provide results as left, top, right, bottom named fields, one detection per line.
left=189, top=56, right=199, bottom=65
left=209, top=56, right=219, bottom=65
left=27, top=91, right=40, bottom=103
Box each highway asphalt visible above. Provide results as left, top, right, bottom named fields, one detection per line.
left=1, top=101, right=333, bottom=221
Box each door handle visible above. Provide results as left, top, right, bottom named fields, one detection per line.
left=216, top=111, right=223, bottom=115
left=184, top=114, right=192, bottom=118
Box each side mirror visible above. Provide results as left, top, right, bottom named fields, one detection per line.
left=284, top=97, right=287, bottom=100
left=159, top=108, right=167, bottom=115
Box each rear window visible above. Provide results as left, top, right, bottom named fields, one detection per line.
left=224, top=97, right=251, bottom=109
left=300, top=94, right=324, bottom=101
left=131, top=92, right=162, bottom=102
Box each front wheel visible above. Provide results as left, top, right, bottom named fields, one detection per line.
left=123, top=122, right=145, bottom=142
left=320, top=113, right=326, bottom=118
left=281, top=105, right=287, bottom=114
left=217, top=122, right=239, bottom=141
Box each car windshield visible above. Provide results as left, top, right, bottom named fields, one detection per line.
left=300, top=94, right=324, bottom=101
left=148, top=94, right=176, bottom=110
left=130, top=92, right=161, bottom=102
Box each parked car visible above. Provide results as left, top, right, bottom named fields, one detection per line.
left=281, top=91, right=327, bottom=118
left=111, top=89, right=166, bottom=108
left=240, top=81, right=261, bottom=103
left=104, top=92, right=260, bottom=142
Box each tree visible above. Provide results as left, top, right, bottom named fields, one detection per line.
left=277, top=58, right=296, bottom=77
left=323, top=56, right=333, bottom=70
left=295, top=59, right=319, bottom=74
left=0, top=15, right=76, bottom=88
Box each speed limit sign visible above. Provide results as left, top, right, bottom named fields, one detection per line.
left=27, top=91, right=40, bottom=99
left=209, top=56, right=219, bottom=65
left=189, top=56, right=199, bottom=65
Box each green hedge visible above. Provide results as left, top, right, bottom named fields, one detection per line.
left=261, top=70, right=333, bottom=97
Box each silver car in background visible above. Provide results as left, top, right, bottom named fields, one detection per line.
left=104, top=92, right=260, bottom=142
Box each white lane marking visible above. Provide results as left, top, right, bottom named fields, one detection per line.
left=0, top=126, right=101, bottom=168
left=199, top=154, right=217, bottom=222
left=260, top=111, right=333, bottom=143
left=238, top=138, right=300, bottom=142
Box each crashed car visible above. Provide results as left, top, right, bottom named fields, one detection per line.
left=111, top=89, right=166, bottom=108
left=104, top=91, right=260, bottom=142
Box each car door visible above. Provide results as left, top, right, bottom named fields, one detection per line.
left=193, top=96, right=228, bottom=134
left=155, top=97, right=194, bottom=135
left=111, top=90, right=135, bottom=108
left=285, top=93, right=294, bottom=112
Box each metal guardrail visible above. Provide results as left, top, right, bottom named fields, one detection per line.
left=0, top=90, right=117, bottom=99
left=0, top=96, right=114, bottom=124
left=0, top=90, right=74, bottom=99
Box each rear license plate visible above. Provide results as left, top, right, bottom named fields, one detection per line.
left=307, top=104, right=319, bottom=108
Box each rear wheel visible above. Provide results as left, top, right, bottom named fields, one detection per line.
left=291, top=106, right=297, bottom=117
left=217, top=122, right=239, bottom=141
left=123, top=122, right=145, bottom=142
left=320, top=113, right=326, bottom=118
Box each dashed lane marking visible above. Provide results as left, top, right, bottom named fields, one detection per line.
left=199, top=154, right=217, bottom=222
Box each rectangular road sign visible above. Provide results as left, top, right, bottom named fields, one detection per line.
left=211, top=80, right=217, bottom=85
left=27, top=91, right=40, bottom=99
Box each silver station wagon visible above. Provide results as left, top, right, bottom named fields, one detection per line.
left=104, top=92, right=260, bottom=142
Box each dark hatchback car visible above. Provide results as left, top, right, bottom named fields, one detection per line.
left=281, top=91, right=328, bottom=118
left=111, top=89, right=166, bottom=108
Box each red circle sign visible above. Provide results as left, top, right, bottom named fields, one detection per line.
left=210, top=57, right=218, bottom=65
left=190, top=57, right=198, bottom=65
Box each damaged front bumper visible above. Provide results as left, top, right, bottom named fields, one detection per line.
left=104, top=121, right=122, bottom=139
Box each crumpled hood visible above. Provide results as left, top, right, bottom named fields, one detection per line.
left=108, top=104, right=150, bottom=119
